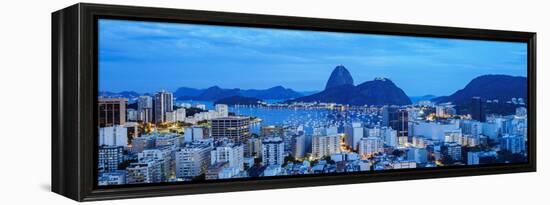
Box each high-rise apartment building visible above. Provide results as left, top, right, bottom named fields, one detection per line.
left=358, top=137, right=383, bottom=158
left=500, top=134, right=525, bottom=154
left=210, top=143, right=244, bottom=171
left=262, top=137, right=285, bottom=166
left=384, top=107, right=409, bottom=145
left=137, top=96, right=153, bottom=123
left=445, top=143, right=462, bottom=161
left=311, top=134, right=340, bottom=159
left=344, top=122, right=363, bottom=150
left=215, top=104, right=229, bottom=118
left=291, top=134, right=306, bottom=159
left=98, top=145, right=124, bottom=172
left=175, top=144, right=212, bottom=178
left=98, top=98, right=127, bottom=127
left=98, top=125, right=128, bottom=146
left=260, top=125, right=284, bottom=137
left=125, top=161, right=164, bottom=184
left=154, top=91, right=173, bottom=123
left=176, top=108, right=186, bottom=122
left=211, top=116, right=251, bottom=143
left=470, top=97, right=486, bottom=122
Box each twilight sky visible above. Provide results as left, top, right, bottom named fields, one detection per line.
left=99, top=19, right=527, bottom=96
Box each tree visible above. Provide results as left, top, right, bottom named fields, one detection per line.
left=192, top=174, right=205, bottom=181
left=497, top=150, right=526, bottom=163
left=322, top=156, right=335, bottom=164
left=282, top=155, right=297, bottom=167
left=392, top=149, right=405, bottom=157
left=441, top=154, right=455, bottom=165
left=254, top=157, right=262, bottom=165
left=117, top=159, right=137, bottom=170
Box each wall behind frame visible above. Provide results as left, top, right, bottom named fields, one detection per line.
left=0, top=0, right=546, bottom=204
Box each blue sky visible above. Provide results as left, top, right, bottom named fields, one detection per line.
left=99, top=19, right=527, bottom=96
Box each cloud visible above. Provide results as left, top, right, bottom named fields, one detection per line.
left=98, top=19, right=527, bottom=95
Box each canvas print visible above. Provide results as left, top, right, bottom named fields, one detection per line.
left=97, top=19, right=528, bottom=186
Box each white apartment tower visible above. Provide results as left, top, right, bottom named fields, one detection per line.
left=210, top=143, right=244, bottom=171
left=312, top=134, right=340, bottom=159
left=262, top=137, right=285, bottom=166
left=175, top=144, right=212, bottom=178
left=215, top=104, right=229, bottom=118
left=358, top=137, right=384, bottom=159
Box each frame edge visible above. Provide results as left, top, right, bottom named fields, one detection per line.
left=52, top=2, right=537, bottom=201
left=51, top=3, right=86, bottom=202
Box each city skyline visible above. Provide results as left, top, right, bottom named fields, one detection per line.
left=99, top=19, right=527, bottom=96
left=97, top=19, right=528, bottom=186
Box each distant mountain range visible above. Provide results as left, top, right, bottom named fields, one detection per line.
left=433, top=75, right=527, bottom=105
left=213, top=96, right=262, bottom=106
left=300, top=91, right=320, bottom=96
left=99, top=86, right=304, bottom=101
left=175, top=85, right=303, bottom=101
left=173, top=87, right=203, bottom=97
left=409, top=95, right=438, bottom=103
left=288, top=66, right=412, bottom=106
left=99, top=91, right=141, bottom=99
left=100, top=68, right=527, bottom=108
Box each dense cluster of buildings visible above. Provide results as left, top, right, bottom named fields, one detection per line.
left=98, top=91, right=528, bottom=185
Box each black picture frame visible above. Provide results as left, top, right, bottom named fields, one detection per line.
left=52, top=3, right=537, bottom=201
